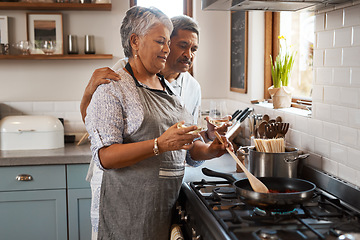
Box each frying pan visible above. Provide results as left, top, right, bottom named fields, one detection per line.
left=202, top=168, right=316, bottom=210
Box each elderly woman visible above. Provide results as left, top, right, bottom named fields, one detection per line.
left=85, top=6, right=231, bottom=240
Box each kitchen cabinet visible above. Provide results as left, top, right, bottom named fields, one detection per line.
left=0, top=164, right=91, bottom=240
left=67, top=164, right=91, bottom=240
left=0, top=165, right=67, bottom=240
left=0, top=2, right=112, bottom=60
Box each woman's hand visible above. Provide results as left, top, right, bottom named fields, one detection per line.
left=157, top=121, right=200, bottom=153
left=81, top=67, right=120, bottom=122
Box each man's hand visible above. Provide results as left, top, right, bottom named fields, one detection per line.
left=205, top=116, right=232, bottom=141
left=85, top=67, right=120, bottom=96
left=80, top=67, right=120, bottom=122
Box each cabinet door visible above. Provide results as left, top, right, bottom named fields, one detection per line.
left=68, top=188, right=91, bottom=240
left=0, top=189, right=67, bottom=240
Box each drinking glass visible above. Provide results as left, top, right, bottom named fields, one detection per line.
left=179, top=107, right=207, bottom=134
left=195, top=107, right=207, bottom=132
left=13, top=41, right=32, bottom=55
left=209, top=100, right=228, bottom=127
left=41, top=41, right=57, bottom=55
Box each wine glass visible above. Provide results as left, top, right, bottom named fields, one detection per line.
left=209, top=100, right=228, bottom=127
left=13, top=41, right=32, bottom=55
left=179, top=107, right=207, bottom=134
left=195, top=107, right=207, bottom=133
left=41, top=40, right=57, bottom=55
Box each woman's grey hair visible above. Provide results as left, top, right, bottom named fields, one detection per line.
left=121, top=6, right=173, bottom=58
left=170, top=15, right=200, bottom=40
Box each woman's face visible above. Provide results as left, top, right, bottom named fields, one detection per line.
left=137, top=23, right=171, bottom=74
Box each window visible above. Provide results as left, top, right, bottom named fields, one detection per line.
left=130, top=0, right=193, bottom=17
left=265, top=12, right=314, bottom=106
left=279, top=12, right=314, bottom=99
left=129, top=0, right=193, bottom=74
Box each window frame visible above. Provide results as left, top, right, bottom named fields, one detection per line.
left=264, top=12, right=312, bottom=109
left=130, top=0, right=193, bottom=16
left=129, top=0, right=194, bottom=74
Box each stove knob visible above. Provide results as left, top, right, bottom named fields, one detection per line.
left=180, top=211, right=188, bottom=222
left=191, top=228, right=201, bottom=240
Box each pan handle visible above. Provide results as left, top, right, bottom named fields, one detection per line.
left=285, top=153, right=310, bottom=163
left=201, top=168, right=237, bottom=183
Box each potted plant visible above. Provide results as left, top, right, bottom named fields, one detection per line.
left=268, top=36, right=296, bottom=109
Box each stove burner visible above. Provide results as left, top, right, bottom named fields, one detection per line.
left=212, top=187, right=237, bottom=199
left=214, top=187, right=236, bottom=195
left=256, top=229, right=279, bottom=240
left=186, top=179, right=360, bottom=240
left=254, top=207, right=297, bottom=217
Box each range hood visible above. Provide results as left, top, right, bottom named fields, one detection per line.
left=201, top=0, right=353, bottom=11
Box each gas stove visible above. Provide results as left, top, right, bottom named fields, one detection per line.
left=176, top=166, right=360, bottom=240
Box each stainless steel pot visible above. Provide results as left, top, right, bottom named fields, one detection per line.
left=237, top=146, right=309, bottom=178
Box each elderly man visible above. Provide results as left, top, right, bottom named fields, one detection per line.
left=80, top=15, right=230, bottom=238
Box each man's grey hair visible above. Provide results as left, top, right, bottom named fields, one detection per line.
left=171, top=15, right=200, bottom=40
left=121, top=6, right=173, bottom=58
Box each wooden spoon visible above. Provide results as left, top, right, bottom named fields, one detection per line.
left=257, top=120, right=267, bottom=138
left=265, top=123, right=277, bottom=139
left=262, top=114, right=270, bottom=122
left=214, top=131, right=269, bottom=193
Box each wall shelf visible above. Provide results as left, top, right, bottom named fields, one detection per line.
left=0, top=2, right=111, bottom=11
left=0, top=54, right=113, bottom=60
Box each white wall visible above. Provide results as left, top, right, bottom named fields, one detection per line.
left=193, top=1, right=264, bottom=102
left=193, top=0, right=230, bottom=99
left=309, top=4, right=360, bottom=184
left=0, top=0, right=129, bottom=102
left=196, top=1, right=360, bottom=188
left=1, top=1, right=360, bottom=187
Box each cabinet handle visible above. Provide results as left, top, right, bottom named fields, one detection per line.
left=16, top=174, right=33, bottom=181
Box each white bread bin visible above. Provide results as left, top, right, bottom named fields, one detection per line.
left=0, top=115, right=64, bottom=150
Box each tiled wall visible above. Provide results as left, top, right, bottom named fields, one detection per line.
left=1, top=3, right=359, bottom=188
left=241, top=3, right=360, bottom=187
left=0, top=101, right=85, bottom=140
left=311, top=3, right=360, bottom=186
left=222, top=3, right=360, bottom=188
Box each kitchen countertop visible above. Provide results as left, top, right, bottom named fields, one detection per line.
left=184, top=155, right=246, bottom=182
left=0, top=143, right=92, bottom=166
left=0, top=142, right=245, bottom=181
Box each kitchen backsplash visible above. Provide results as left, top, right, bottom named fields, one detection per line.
left=0, top=3, right=359, bottom=188
left=311, top=3, right=360, bottom=187
left=0, top=101, right=86, bottom=140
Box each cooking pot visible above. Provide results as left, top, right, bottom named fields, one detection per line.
left=237, top=146, right=309, bottom=178
left=202, top=168, right=316, bottom=211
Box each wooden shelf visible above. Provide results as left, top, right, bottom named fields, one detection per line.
left=0, top=54, right=113, bottom=60
left=0, top=2, right=111, bottom=11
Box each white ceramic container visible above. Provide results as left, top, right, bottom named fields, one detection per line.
left=0, top=115, right=64, bottom=150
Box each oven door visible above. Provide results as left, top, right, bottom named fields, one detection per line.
left=175, top=183, right=232, bottom=240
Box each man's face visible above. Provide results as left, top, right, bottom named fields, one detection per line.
left=167, top=29, right=199, bottom=73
